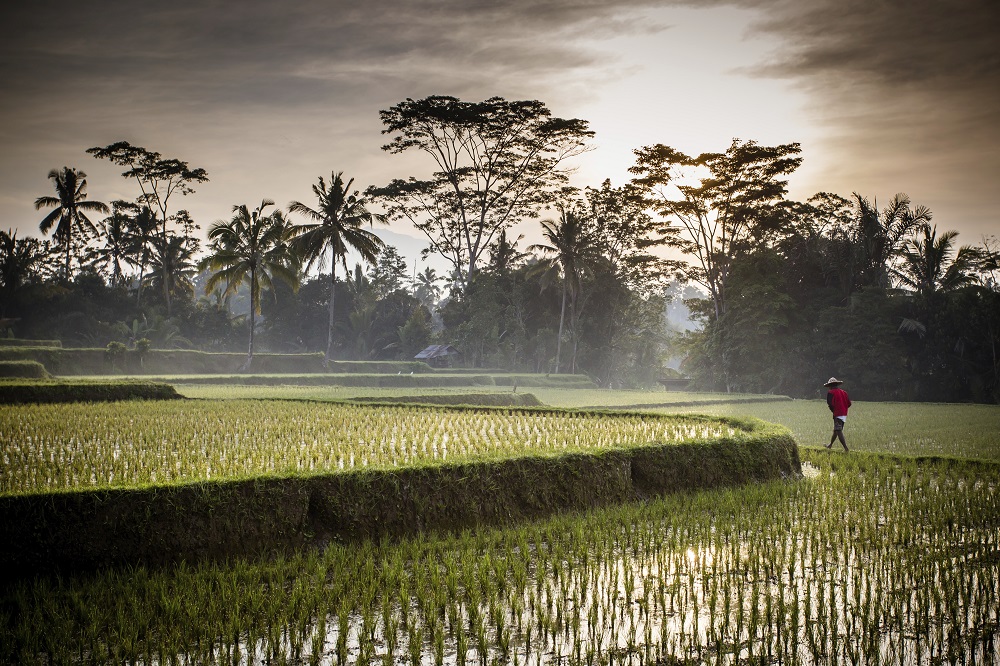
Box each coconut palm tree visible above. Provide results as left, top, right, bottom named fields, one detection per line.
left=287, top=172, right=385, bottom=363
left=34, top=167, right=109, bottom=279
left=894, top=225, right=979, bottom=299
left=0, top=230, right=48, bottom=316
left=851, top=193, right=931, bottom=291
left=200, top=200, right=298, bottom=371
left=413, top=266, right=443, bottom=308
left=146, top=234, right=197, bottom=313
left=92, top=200, right=138, bottom=287
left=128, top=205, right=160, bottom=306
left=894, top=224, right=981, bottom=339
left=529, top=208, right=599, bottom=373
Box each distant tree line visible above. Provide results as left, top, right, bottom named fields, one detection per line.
left=2, top=95, right=998, bottom=401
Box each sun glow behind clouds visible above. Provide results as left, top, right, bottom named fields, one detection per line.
left=565, top=6, right=818, bottom=194
left=508, top=5, right=819, bottom=247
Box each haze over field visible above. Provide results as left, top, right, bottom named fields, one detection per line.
left=2, top=0, right=998, bottom=249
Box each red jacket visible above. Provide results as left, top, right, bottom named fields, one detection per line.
left=827, top=388, right=851, bottom=417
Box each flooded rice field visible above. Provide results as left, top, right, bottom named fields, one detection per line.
left=4, top=449, right=998, bottom=664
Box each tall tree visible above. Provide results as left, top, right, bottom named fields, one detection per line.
left=630, top=139, right=802, bottom=320
left=529, top=207, right=599, bottom=374
left=850, top=193, right=931, bottom=292
left=92, top=200, right=137, bottom=287
left=34, top=167, right=109, bottom=279
left=87, top=141, right=208, bottom=311
left=895, top=225, right=980, bottom=300
left=413, top=267, right=443, bottom=309
left=0, top=230, right=48, bottom=316
left=372, top=96, right=593, bottom=290
left=585, top=179, right=674, bottom=294
left=200, top=200, right=298, bottom=370
left=367, top=245, right=408, bottom=299
left=287, top=172, right=384, bottom=364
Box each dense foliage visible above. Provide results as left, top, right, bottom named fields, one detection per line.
left=3, top=97, right=998, bottom=399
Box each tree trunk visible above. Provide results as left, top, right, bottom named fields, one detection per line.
left=163, top=226, right=172, bottom=317
left=64, top=233, right=72, bottom=281
left=569, top=295, right=578, bottom=375
left=240, top=269, right=256, bottom=373
left=325, top=264, right=337, bottom=365
left=554, top=280, right=566, bottom=374
left=136, top=250, right=147, bottom=307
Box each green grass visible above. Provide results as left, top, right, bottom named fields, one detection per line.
left=655, top=400, right=1000, bottom=461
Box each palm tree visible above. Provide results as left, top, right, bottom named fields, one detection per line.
left=851, top=193, right=931, bottom=291
left=529, top=208, right=599, bottom=374
left=895, top=225, right=979, bottom=298
left=413, top=267, right=442, bottom=308
left=287, top=172, right=385, bottom=363
left=93, top=200, right=137, bottom=287
left=128, top=206, right=159, bottom=306
left=34, top=167, right=109, bottom=279
left=146, top=234, right=197, bottom=313
left=0, top=230, right=48, bottom=316
left=200, top=200, right=298, bottom=371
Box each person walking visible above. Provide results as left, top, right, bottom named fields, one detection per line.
left=824, top=377, right=851, bottom=451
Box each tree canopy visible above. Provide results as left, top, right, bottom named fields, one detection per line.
left=371, top=96, right=593, bottom=290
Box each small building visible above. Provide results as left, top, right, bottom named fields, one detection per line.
left=415, top=344, right=460, bottom=368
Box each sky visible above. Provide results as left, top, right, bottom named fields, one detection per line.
left=2, top=0, right=997, bottom=269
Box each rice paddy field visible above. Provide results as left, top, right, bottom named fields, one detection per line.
left=0, top=401, right=739, bottom=495
left=2, top=383, right=999, bottom=664
left=176, top=384, right=1000, bottom=460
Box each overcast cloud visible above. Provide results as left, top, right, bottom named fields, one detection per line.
left=2, top=0, right=996, bottom=247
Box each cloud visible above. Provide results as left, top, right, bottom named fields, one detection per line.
left=726, top=0, right=1000, bottom=233
left=1, top=1, right=656, bottom=108
left=3, top=0, right=997, bottom=240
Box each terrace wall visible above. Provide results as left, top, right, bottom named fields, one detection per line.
left=0, top=348, right=432, bottom=375
left=0, top=419, right=799, bottom=580
left=0, top=381, right=181, bottom=404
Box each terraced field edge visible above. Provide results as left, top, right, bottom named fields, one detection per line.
left=347, top=392, right=545, bottom=407
left=0, top=418, right=799, bottom=579
left=0, top=380, right=182, bottom=404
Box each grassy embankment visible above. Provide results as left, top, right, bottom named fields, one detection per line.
left=0, top=346, right=434, bottom=375
left=0, top=378, right=181, bottom=403
left=0, top=360, right=49, bottom=378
